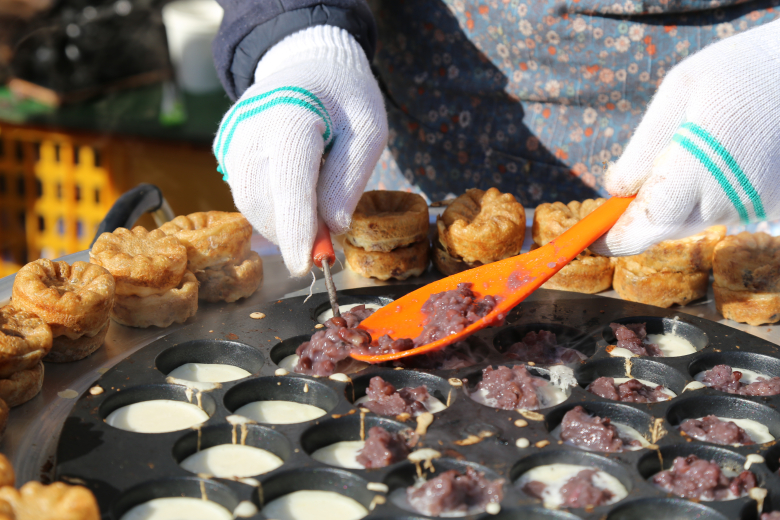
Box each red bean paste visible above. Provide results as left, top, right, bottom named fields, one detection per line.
left=358, top=376, right=432, bottom=416
left=680, top=415, right=754, bottom=445
left=610, top=323, right=663, bottom=357
left=652, top=455, right=756, bottom=500
left=472, top=365, right=548, bottom=410
left=523, top=469, right=614, bottom=508
left=505, top=331, right=586, bottom=365
left=296, top=284, right=499, bottom=376
left=762, top=512, right=780, bottom=520
left=406, top=467, right=504, bottom=516
left=700, top=365, right=780, bottom=396
left=560, top=406, right=641, bottom=452
left=356, top=426, right=418, bottom=468
left=395, top=339, right=489, bottom=370
left=587, top=376, right=671, bottom=403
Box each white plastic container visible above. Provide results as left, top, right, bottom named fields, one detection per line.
left=162, top=0, right=223, bottom=93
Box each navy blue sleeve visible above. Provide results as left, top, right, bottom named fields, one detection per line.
left=213, top=0, right=377, bottom=100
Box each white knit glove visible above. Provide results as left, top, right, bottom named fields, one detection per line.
left=214, top=26, right=388, bottom=277
left=591, top=20, right=780, bottom=257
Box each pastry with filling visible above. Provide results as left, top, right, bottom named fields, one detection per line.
left=91, top=226, right=196, bottom=327
left=0, top=306, right=51, bottom=379
left=519, top=464, right=627, bottom=508
left=504, top=330, right=586, bottom=365
left=652, top=454, right=756, bottom=500
left=713, top=232, right=780, bottom=325
left=406, top=467, right=504, bottom=516
left=160, top=211, right=261, bottom=302
left=344, top=191, right=429, bottom=280
left=357, top=376, right=445, bottom=416
left=0, top=481, right=100, bottom=520
left=12, top=259, right=114, bottom=362
left=356, top=426, right=417, bottom=468
left=613, top=226, right=726, bottom=308
left=435, top=188, right=525, bottom=275
left=679, top=415, right=757, bottom=445
left=532, top=199, right=612, bottom=293
left=0, top=361, right=43, bottom=407
left=469, top=365, right=568, bottom=410
left=697, top=364, right=780, bottom=396
left=587, top=377, right=673, bottom=403
left=559, top=406, right=642, bottom=452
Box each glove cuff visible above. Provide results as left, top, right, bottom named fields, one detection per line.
left=255, top=25, right=372, bottom=84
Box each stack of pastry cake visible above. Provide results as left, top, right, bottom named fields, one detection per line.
left=159, top=211, right=262, bottom=302
left=713, top=232, right=780, bottom=325
left=344, top=191, right=430, bottom=280
left=90, top=226, right=197, bottom=328
left=613, top=226, right=726, bottom=308
left=532, top=199, right=613, bottom=293
left=434, top=188, right=525, bottom=275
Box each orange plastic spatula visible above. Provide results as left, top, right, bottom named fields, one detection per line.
left=350, top=195, right=636, bottom=363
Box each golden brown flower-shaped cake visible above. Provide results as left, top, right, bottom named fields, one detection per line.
left=0, top=481, right=99, bottom=520
left=158, top=211, right=252, bottom=271
left=713, top=232, right=780, bottom=325
left=613, top=226, right=726, bottom=308
left=12, top=260, right=115, bottom=362
left=195, top=251, right=264, bottom=303
left=347, top=191, right=429, bottom=252
left=531, top=198, right=612, bottom=294
left=0, top=306, right=51, bottom=379
left=438, top=188, right=525, bottom=265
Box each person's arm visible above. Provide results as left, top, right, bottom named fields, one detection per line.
left=591, top=19, right=780, bottom=256
left=213, top=0, right=377, bottom=100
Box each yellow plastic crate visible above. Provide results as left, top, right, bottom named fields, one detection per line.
left=0, top=124, right=117, bottom=276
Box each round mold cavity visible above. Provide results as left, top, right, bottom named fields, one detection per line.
left=172, top=423, right=293, bottom=475
left=606, top=498, right=729, bottom=520
left=603, top=317, right=708, bottom=354
left=155, top=339, right=265, bottom=379
left=510, top=450, right=634, bottom=498
left=312, top=295, right=394, bottom=323
left=491, top=507, right=584, bottom=520
left=99, top=383, right=216, bottom=428
left=255, top=467, right=374, bottom=511
left=637, top=444, right=755, bottom=487
left=666, top=395, right=780, bottom=445
left=223, top=376, right=339, bottom=423
left=111, top=477, right=239, bottom=520
left=462, top=363, right=571, bottom=411
left=349, top=370, right=454, bottom=409
left=383, top=458, right=505, bottom=516
left=493, top=322, right=598, bottom=359
left=545, top=402, right=659, bottom=449
left=300, top=415, right=413, bottom=468
left=393, top=335, right=494, bottom=371
left=576, top=357, right=688, bottom=396
left=688, top=351, right=780, bottom=383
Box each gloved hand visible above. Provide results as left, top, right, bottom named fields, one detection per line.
left=591, top=19, right=780, bottom=256
left=214, top=25, right=388, bottom=277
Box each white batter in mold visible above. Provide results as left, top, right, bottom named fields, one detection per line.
left=120, top=497, right=233, bottom=520
left=234, top=400, right=326, bottom=424
left=263, top=490, right=368, bottom=520
left=311, top=441, right=366, bottom=469
left=180, top=444, right=284, bottom=477
left=318, top=303, right=383, bottom=323
left=355, top=394, right=447, bottom=415
left=612, top=377, right=677, bottom=399
left=167, top=363, right=251, bottom=383
left=646, top=334, right=697, bottom=357
left=469, top=382, right=569, bottom=410
left=695, top=367, right=772, bottom=385
left=683, top=416, right=774, bottom=445
left=105, top=400, right=208, bottom=433
left=517, top=463, right=627, bottom=509
left=279, top=354, right=300, bottom=372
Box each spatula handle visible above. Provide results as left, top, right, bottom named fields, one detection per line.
left=312, top=218, right=336, bottom=269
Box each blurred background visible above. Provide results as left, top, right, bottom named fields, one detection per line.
left=0, top=0, right=233, bottom=276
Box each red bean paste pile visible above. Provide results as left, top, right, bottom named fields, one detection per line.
left=560, top=406, right=641, bottom=452
left=406, top=467, right=504, bottom=516
left=505, top=331, right=586, bottom=365
left=700, top=365, right=780, bottom=396
left=356, top=426, right=418, bottom=468
left=762, top=512, right=780, bottom=520
left=680, top=415, right=754, bottom=445
left=295, top=284, right=498, bottom=376
left=472, top=365, right=548, bottom=410
left=358, top=376, right=432, bottom=416
left=587, top=377, right=671, bottom=403
left=610, top=323, right=663, bottom=357
left=652, top=455, right=756, bottom=500
left=523, top=469, right=615, bottom=508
